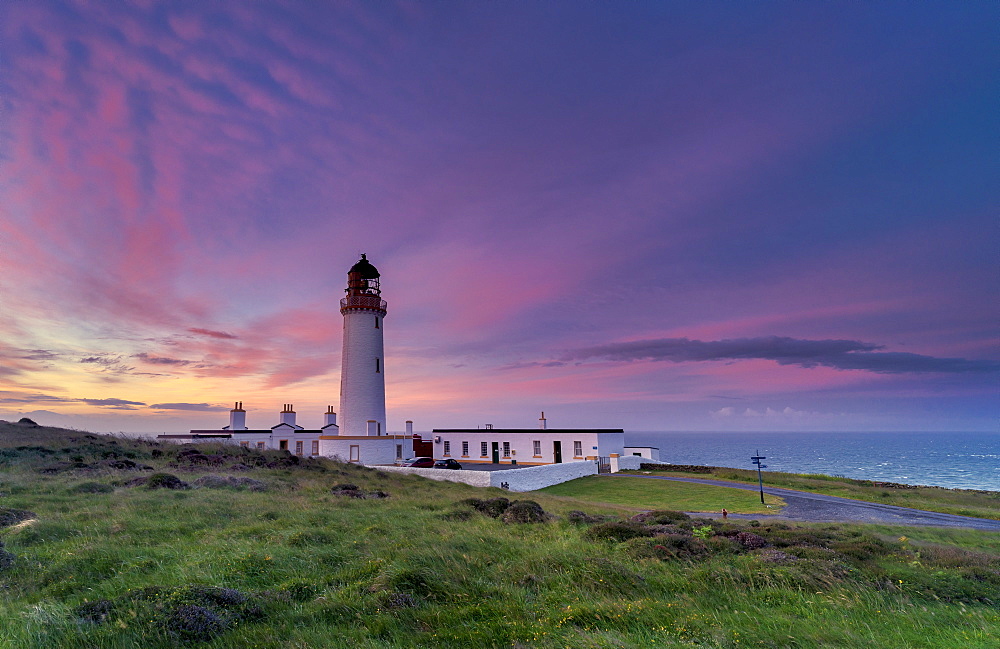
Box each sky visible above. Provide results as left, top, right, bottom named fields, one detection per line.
left=0, top=1, right=997, bottom=434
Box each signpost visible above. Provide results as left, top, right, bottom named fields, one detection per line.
left=751, top=450, right=767, bottom=504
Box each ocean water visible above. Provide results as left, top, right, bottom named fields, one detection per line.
left=624, top=431, right=1000, bottom=492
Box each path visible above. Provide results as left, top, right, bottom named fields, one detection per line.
left=609, top=474, right=1000, bottom=531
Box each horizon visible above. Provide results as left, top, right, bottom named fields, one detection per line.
left=1, top=2, right=997, bottom=434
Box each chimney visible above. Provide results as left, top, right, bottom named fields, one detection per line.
left=405, top=420, right=413, bottom=436
left=230, top=402, right=247, bottom=431
left=324, top=405, right=338, bottom=428
left=280, top=404, right=296, bottom=427
left=539, top=411, right=547, bottom=430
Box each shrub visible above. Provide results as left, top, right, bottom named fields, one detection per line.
left=163, top=604, right=227, bottom=643
left=0, top=544, right=14, bottom=570
left=501, top=500, right=547, bottom=524
left=632, top=510, right=690, bottom=524
left=74, top=599, right=114, bottom=623
left=0, top=508, right=36, bottom=527
left=459, top=497, right=511, bottom=518
left=653, top=533, right=709, bottom=558
left=69, top=481, right=114, bottom=494
left=567, top=510, right=605, bottom=524
left=584, top=521, right=653, bottom=543
left=331, top=483, right=360, bottom=492
left=146, top=473, right=189, bottom=490
left=735, top=531, right=768, bottom=550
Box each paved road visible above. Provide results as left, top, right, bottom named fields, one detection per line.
left=610, top=474, right=1000, bottom=531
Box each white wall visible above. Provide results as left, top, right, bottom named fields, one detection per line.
left=623, top=447, right=660, bottom=461
left=432, top=431, right=624, bottom=464
left=320, top=436, right=409, bottom=465
left=340, top=309, right=387, bottom=436
left=379, top=459, right=598, bottom=492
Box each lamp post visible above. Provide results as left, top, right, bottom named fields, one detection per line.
left=751, top=450, right=767, bottom=504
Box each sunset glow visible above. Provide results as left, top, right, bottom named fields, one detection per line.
left=1, top=2, right=996, bottom=432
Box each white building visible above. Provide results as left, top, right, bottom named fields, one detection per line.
left=430, top=426, right=626, bottom=465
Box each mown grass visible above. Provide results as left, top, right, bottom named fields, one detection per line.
left=1, top=423, right=997, bottom=648
left=627, top=465, right=1000, bottom=520
left=538, top=474, right=784, bottom=513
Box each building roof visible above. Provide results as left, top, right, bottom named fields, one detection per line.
left=432, top=428, right=624, bottom=434
left=349, top=254, right=380, bottom=279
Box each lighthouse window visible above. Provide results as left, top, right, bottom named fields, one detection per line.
left=375, top=316, right=379, bottom=329
left=376, top=358, right=380, bottom=373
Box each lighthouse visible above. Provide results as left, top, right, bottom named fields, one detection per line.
left=339, top=254, right=388, bottom=436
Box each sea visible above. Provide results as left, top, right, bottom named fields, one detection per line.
left=624, top=431, right=1000, bottom=492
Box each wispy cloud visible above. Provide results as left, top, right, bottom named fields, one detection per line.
left=188, top=328, right=238, bottom=340
left=0, top=392, right=146, bottom=410
left=149, top=402, right=227, bottom=412
left=562, top=336, right=1000, bottom=374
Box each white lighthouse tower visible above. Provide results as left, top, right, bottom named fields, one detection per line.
left=339, top=254, right=388, bottom=436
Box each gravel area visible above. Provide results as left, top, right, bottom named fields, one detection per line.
left=610, top=474, right=1000, bottom=531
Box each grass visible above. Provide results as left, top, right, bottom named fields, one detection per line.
left=538, top=474, right=784, bottom=513
left=1, top=422, right=998, bottom=648
left=626, top=466, right=1000, bottom=520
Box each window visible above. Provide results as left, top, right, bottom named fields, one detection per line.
left=375, top=316, right=379, bottom=329
left=533, top=440, right=541, bottom=456
left=312, top=440, right=320, bottom=455
left=443, top=441, right=451, bottom=456
left=396, top=444, right=403, bottom=459
left=375, top=357, right=380, bottom=373
left=350, top=445, right=360, bottom=462
left=574, top=441, right=583, bottom=457
left=239, top=441, right=249, bottom=448
left=502, top=442, right=511, bottom=458
left=461, top=441, right=469, bottom=456
left=377, top=422, right=381, bottom=435
left=256, top=441, right=266, bottom=450
left=480, top=442, right=488, bottom=457
left=279, top=440, right=288, bottom=451
left=295, top=441, right=303, bottom=456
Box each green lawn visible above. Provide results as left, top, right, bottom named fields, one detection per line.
left=1, top=424, right=997, bottom=649
left=538, top=475, right=783, bottom=513
left=627, top=467, right=1000, bottom=520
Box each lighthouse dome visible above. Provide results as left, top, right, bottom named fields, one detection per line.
left=349, top=254, right=380, bottom=279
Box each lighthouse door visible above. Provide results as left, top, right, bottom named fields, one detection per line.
left=491, top=442, right=500, bottom=464
left=553, top=441, right=563, bottom=464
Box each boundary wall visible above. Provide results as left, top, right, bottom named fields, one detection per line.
left=379, top=456, right=648, bottom=491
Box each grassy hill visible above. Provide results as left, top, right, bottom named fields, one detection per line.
left=1, top=422, right=997, bottom=648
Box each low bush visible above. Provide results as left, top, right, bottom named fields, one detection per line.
left=69, top=481, right=114, bottom=494
left=567, top=510, right=606, bottom=524
left=145, top=473, right=189, bottom=490
left=631, top=510, right=691, bottom=524
left=584, top=521, right=654, bottom=543
left=0, top=507, right=36, bottom=527
left=501, top=500, right=547, bottom=524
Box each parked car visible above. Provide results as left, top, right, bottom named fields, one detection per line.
left=401, top=457, right=434, bottom=468
left=433, top=458, right=462, bottom=470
